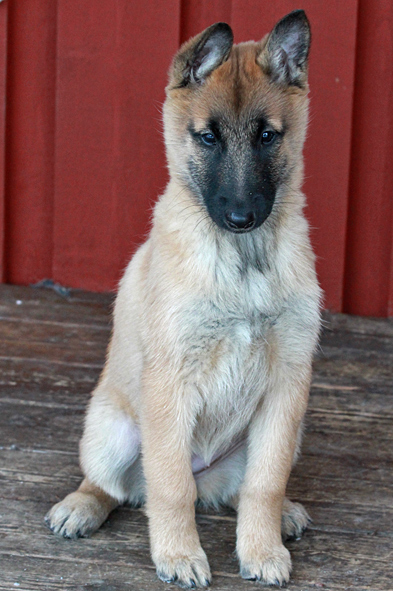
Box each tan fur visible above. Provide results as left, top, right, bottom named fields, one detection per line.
left=46, top=14, right=321, bottom=588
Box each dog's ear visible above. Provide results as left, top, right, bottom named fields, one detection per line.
left=258, top=10, right=311, bottom=88
left=169, top=23, right=233, bottom=88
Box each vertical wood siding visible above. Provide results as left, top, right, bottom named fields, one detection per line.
left=52, top=0, right=180, bottom=291
left=0, top=0, right=392, bottom=315
left=5, top=0, right=56, bottom=285
left=0, top=1, right=7, bottom=282
left=344, top=0, right=393, bottom=317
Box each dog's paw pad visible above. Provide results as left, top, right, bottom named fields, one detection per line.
left=45, top=491, right=108, bottom=539
left=240, top=545, right=291, bottom=586
left=281, top=499, right=311, bottom=541
left=156, top=551, right=211, bottom=588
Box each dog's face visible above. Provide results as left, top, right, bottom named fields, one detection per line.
left=164, top=11, right=310, bottom=233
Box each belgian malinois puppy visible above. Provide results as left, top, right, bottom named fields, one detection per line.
left=46, top=10, right=321, bottom=588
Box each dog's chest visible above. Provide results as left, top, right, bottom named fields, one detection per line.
left=179, top=300, right=276, bottom=460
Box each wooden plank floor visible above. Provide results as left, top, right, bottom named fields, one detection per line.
left=0, top=284, right=392, bottom=591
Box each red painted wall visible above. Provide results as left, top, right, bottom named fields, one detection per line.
left=0, top=0, right=392, bottom=316
left=344, top=0, right=393, bottom=317
left=5, top=0, right=56, bottom=286
left=0, top=1, right=7, bottom=282
left=52, top=0, right=179, bottom=291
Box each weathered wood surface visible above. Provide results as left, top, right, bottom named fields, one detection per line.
left=0, top=284, right=392, bottom=590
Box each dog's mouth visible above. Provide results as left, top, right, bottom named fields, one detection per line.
left=208, top=205, right=274, bottom=234
left=223, top=225, right=257, bottom=234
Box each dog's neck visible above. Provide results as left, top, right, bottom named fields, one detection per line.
left=150, top=179, right=305, bottom=308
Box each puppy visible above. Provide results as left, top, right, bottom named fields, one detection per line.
left=46, top=9, right=321, bottom=588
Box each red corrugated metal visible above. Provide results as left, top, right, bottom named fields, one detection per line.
left=0, top=2, right=7, bottom=282
left=344, top=0, right=393, bottom=317
left=1, top=0, right=392, bottom=315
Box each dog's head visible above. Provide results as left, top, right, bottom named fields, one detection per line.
left=163, top=10, right=311, bottom=233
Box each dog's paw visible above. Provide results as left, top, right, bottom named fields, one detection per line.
left=45, top=491, right=109, bottom=539
left=239, top=544, right=291, bottom=586
left=155, top=549, right=211, bottom=588
left=281, top=499, right=311, bottom=541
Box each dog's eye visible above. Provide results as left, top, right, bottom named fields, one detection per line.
left=261, top=131, right=276, bottom=145
left=200, top=132, right=216, bottom=146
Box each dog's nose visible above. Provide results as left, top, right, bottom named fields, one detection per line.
left=225, top=211, right=256, bottom=231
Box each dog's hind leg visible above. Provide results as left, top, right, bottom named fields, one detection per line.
left=227, top=495, right=311, bottom=540
left=281, top=498, right=311, bottom=540
left=45, top=385, right=143, bottom=538
left=45, top=478, right=119, bottom=538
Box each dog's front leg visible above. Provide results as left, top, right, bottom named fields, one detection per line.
left=141, top=368, right=210, bottom=589
left=237, top=364, right=311, bottom=586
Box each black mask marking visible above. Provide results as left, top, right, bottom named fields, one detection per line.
left=187, top=116, right=286, bottom=233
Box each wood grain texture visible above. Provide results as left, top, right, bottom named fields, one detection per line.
left=0, top=285, right=392, bottom=590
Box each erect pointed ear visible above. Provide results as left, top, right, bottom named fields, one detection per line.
left=169, top=23, right=233, bottom=88
left=258, top=10, right=311, bottom=88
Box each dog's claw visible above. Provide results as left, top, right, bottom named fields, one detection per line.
left=239, top=544, right=291, bottom=586
left=157, top=571, right=176, bottom=584
left=155, top=554, right=211, bottom=588
left=240, top=566, right=258, bottom=580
